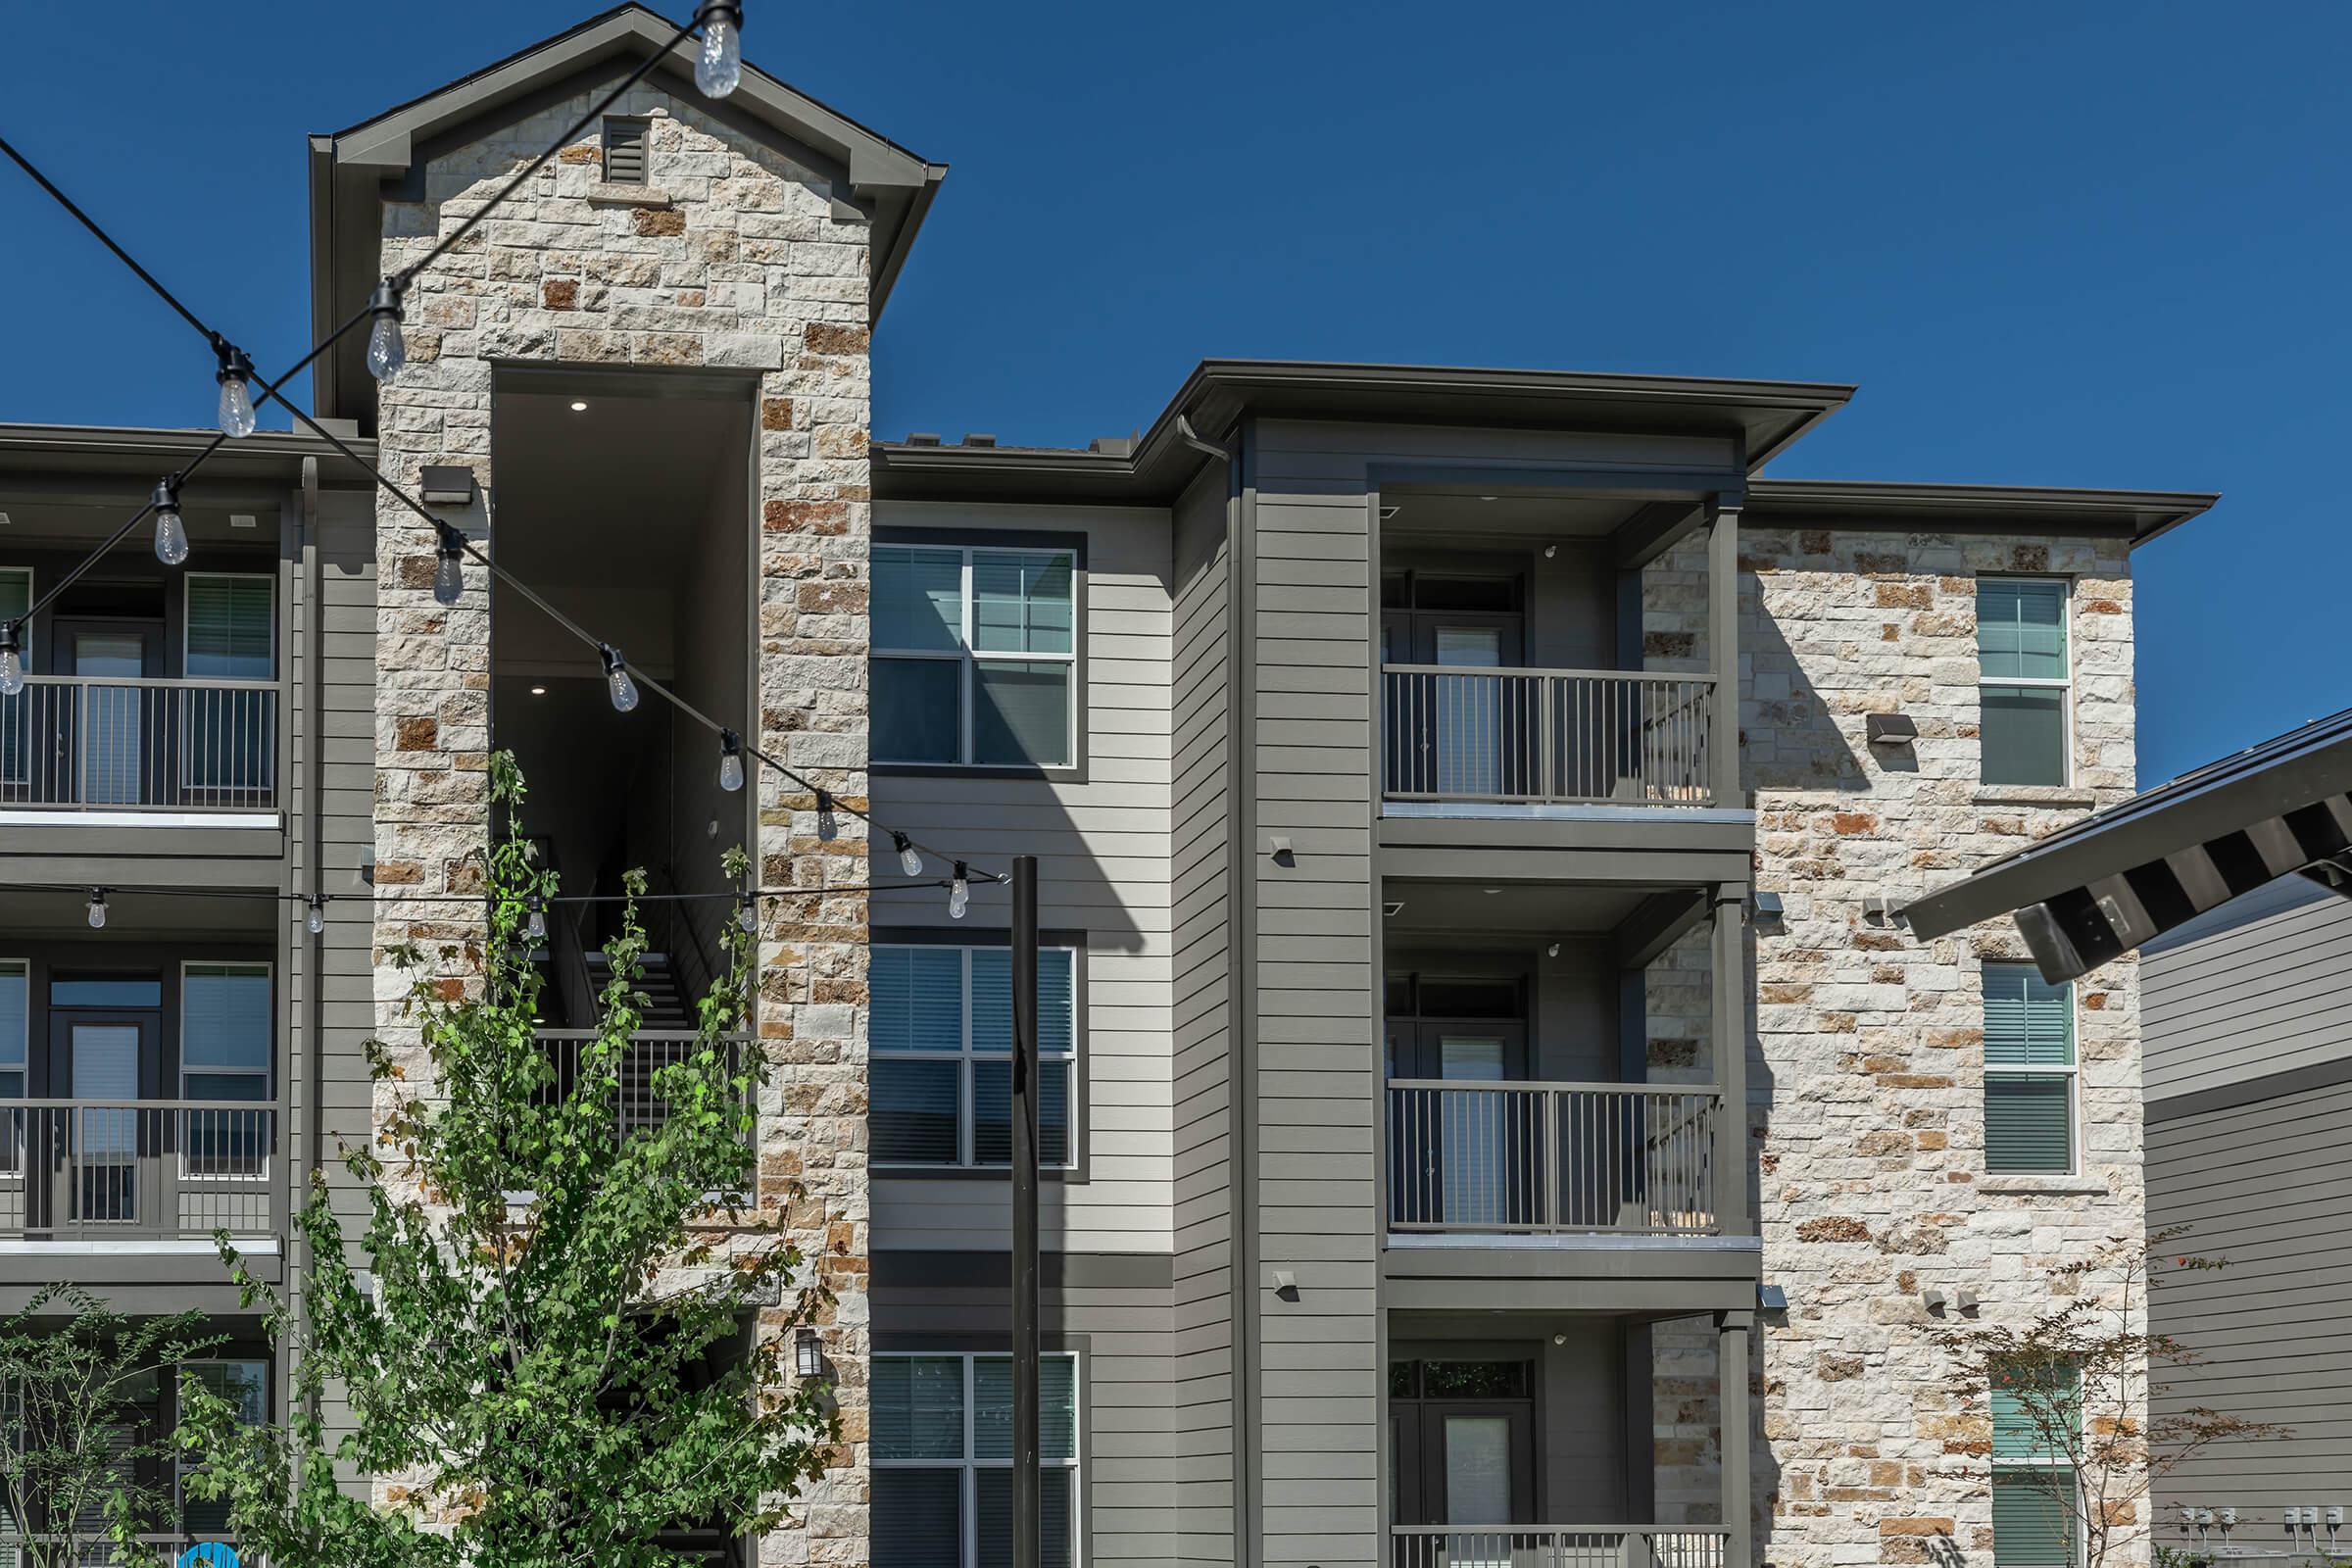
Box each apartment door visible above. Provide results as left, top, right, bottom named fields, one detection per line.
left=1391, top=1359, right=1538, bottom=1547
left=1382, top=569, right=1527, bottom=799
left=54, top=619, right=163, bottom=807
left=45, top=981, right=163, bottom=1229
left=1387, top=975, right=1537, bottom=1228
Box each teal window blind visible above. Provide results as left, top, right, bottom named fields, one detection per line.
left=1984, top=964, right=2075, bottom=1173
left=874, top=1351, right=1079, bottom=1568
left=182, top=963, right=271, bottom=1100
left=871, top=543, right=1076, bottom=767
left=185, top=575, right=274, bottom=679
left=0, top=567, right=26, bottom=621
left=869, top=944, right=1078, bottom=1168
left=1992, top=1361, right=2080, bottom=1566
left=0, top=960, right=24, bottom=1099
left=1978, top=577, right=2069, bottom=786
left=1993, top=1469, right=2076, bottom=1566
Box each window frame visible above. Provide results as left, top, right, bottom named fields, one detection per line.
left=871, top=530, right=1085, bottom=776
left=869, top=939, right=1083, bottom=1175
left=1976, top=574, right=2073, bottom=788
left=0, top=957, right=24, bottom=1102
left=178, top=959, right=273, bottom=1103
left=870, top=1349, right=1083, bottom=1568
left=1982, top=961, right=2078, bottom=1176
left=182, top=570, right=277, bottom=681
left=1991, top=1359, right=2082, bottom=1568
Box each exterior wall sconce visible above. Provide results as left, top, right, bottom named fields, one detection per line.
left=1751, top=891, right=1784, bottom=917
left=1865, top=712, right=1919, bottom=746
left=794, top=1327, right=826, bottom=1381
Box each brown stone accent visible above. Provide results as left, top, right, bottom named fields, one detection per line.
left=804, top=321, right=868, bottom=356
left=395, top=716, right=439, bottom=752
left=542, top=278, right=578, bottom=309
left=631, top=207, right=686, bottom=236
left=761, top=397, right=795, bottom=429
left=1794, top=1216, right=1871, bottom=1243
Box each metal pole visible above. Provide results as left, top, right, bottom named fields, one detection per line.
left=1011, top=854, right=1041, bottom=1568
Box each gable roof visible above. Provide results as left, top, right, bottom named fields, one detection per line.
left=307, top=4, right=944, bottom=422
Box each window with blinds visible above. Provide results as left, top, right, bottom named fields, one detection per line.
left=0, top=959, right=22, bottom=1099
left=603, top=116, right=650, bottom=184
left=872, top=1352, right=1079, bottom=1568
left=1992, top=1360, right=2080, bottom=1566
left=1978, top=577, right=2070, bottom=787
left=870, top=944, right=1077, bottom=1168
left=1984, top=963, right=2075, bottom=1173
left=184, top=573, right=273, bottom=679
left=872, top=542, right=1078, bottom=768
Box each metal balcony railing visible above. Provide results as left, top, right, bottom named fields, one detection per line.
left=1386, top=1081, right=1719, bottom=1235
left=1390, top=1526, right=1729, bottom=1568
left=1381, top=666, right=1714, bottom=807
left=0, top=1101, right=279, bottom=1240
left=533, top=1032, right=753, bottom=1139
left=2, top=1535, right=265, bottom=1568
left=0, top=675, right=278, bottom=811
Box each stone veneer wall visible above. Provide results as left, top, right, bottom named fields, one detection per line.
left=368, top=83, right=871, bottom=1563
left=1642, top=530, right=2148, bottom=1565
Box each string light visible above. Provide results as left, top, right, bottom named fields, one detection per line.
left=86, top=889, right=108, bottom=929
left=718, top=729, right=745, bottom=793
left=949, top=862, right=969, bottom=921
left=213, top=341, right=257, bottom=438
left=525, top=895, right=549, bottom=943
left=433, top=521, right=466, bottom=607
left=600, top=644, right=640, bottom=712
left=693, top=1, right=744, bottom=97
left=305, top=895, right=327, bottom=936
left=365, top=280, right=407, bottom=383
left=736, top=890, right=760, bottom=934
left=892, top=831, right=922, bottom=878
left=0, top=621, right=23, bottom=696
left=151, top=477, right=187, bottom=565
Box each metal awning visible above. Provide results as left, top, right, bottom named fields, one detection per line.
left=1899, top=708, right=2352, bottom=981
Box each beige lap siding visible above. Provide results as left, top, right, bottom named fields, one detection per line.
left=368, top=86, right=871, bottom=1560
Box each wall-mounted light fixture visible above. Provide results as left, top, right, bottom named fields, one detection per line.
left=794, top=1327, right=825, bottom=1381
left=1865, top=712, right=1919, bottom=746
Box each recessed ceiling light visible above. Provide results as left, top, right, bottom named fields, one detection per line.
left=569, top=401, right=589, bottom=413
left=0, top=512, right=11, bottom=525
left=1479, top=495, right=1500, bottom=503
left=230, top=513, right=258, bottom=529
left=529, top=685, right=548, bottom=696
left=1482, top=887, right=1502, bottom=895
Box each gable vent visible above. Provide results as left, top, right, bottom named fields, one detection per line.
left=603, top=117, right=649, bottom=185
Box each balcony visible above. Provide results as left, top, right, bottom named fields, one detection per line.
left=0, top=674, right=277, bottom=812
left=1387, top=1080, right=1720, bottom=1236
left=1383, top=667, right=1716, bottom=808
left=1390, top=1526, right=1727, bottom=1568
left=0, top=1100, right=280, bottom=1240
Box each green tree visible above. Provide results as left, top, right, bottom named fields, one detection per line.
left=1942, top=1229, right=2283, bottom=1568
left=0, top=1286, right=223, bottom=1568
left=172, top=753, right=834, bottom=1568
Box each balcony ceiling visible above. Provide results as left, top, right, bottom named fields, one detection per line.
left=1384, top=878, right=1663, bottom=937
left=0, top=886, right=277, bottom=939
left=1383, top=490, right=1646, bottom=539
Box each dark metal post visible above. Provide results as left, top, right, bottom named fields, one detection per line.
left=1011, top=854, right=1041, bottom=1568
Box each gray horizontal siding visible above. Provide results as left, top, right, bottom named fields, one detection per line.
left=2144, top=877, right=2352, bottom=1102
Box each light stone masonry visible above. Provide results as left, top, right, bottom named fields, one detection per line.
left=368, top=82, right=871, bottom=1564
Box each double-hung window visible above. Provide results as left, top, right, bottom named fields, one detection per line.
left=184, top=573, right=276, bottom=802
left=1992, top=1359, right=2080, bottom=1567
left=872, top=1351, right=1079, bottom=1568
left=0, top=959, right=23, bottom=1100
left=182, top=962, right=271, bottom=1176
left=1978, top=577, right=2070, bottom=787
left=1984, top=963, right=2075, bottom=1174
left=870, top=944, right=1076, bottom=1169
left=873, top=543, right=1076, bottom=768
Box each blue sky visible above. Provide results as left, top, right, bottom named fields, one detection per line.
left=1, top=1, right=2341, bottom=782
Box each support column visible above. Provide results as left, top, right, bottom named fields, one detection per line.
left=1710, top=886, right=1748, bottom=1235
left=1707, top=498, right=1740, bottom=808
left=1716, top=1309, right=1755, bottom=1568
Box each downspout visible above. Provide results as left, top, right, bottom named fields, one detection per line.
left=1175, top=413, right=1254, bottom=1566
left=298, top=455, right=325, bottom=1425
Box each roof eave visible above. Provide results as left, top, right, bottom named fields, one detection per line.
left=1746, top=479, right=2219, bottom=546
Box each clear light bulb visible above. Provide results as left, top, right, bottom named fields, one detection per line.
left=306, top=899, right=326, bottom=936
left=433, top=550, right=464, bottom=607
left=600, top=645, right=640, bottom=712
left=0, top=627, right=23, bottom=697
left=154, top=507, right=189, bottom=565
left=719, top=731, right=745, bottom=792
left=86, top=892, right=108, bottom=929
left=696, top=14, right=742, bottom=97
left=526, top=898, right=548, bottom=943
left=949, top=865, right=969, bottom=921
left=894, top=832, right=923, bottom=878
left=217, top=375, right=257, bottom=439
left=367, top=313, right=406, bottom=383
left=737, top=895, right=759, bottom=934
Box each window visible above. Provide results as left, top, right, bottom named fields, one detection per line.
left=185, top=574, right=274, bottom=679
left=603, top=116, right=650, bottom=184
left=1992, top=1359, right=2079, bottom=1567
left=873, top=544, right=1076, bottom=768
left=0, top=960, right=22, bottom=1099
left=1984, top=963, right=2075, bottom=1174
left=1978, top=578, right=2069, bottom=786
left=872, top=1352, right=1079, bottom=1568
left=870, top=945, right=1076, bottom=1169
left=183, top=963, right=271, bottom=1177
left=178, top=1358, right=268, bottom=1535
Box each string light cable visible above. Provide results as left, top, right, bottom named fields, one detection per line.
left=0, top=4, right=1004, bottom=906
